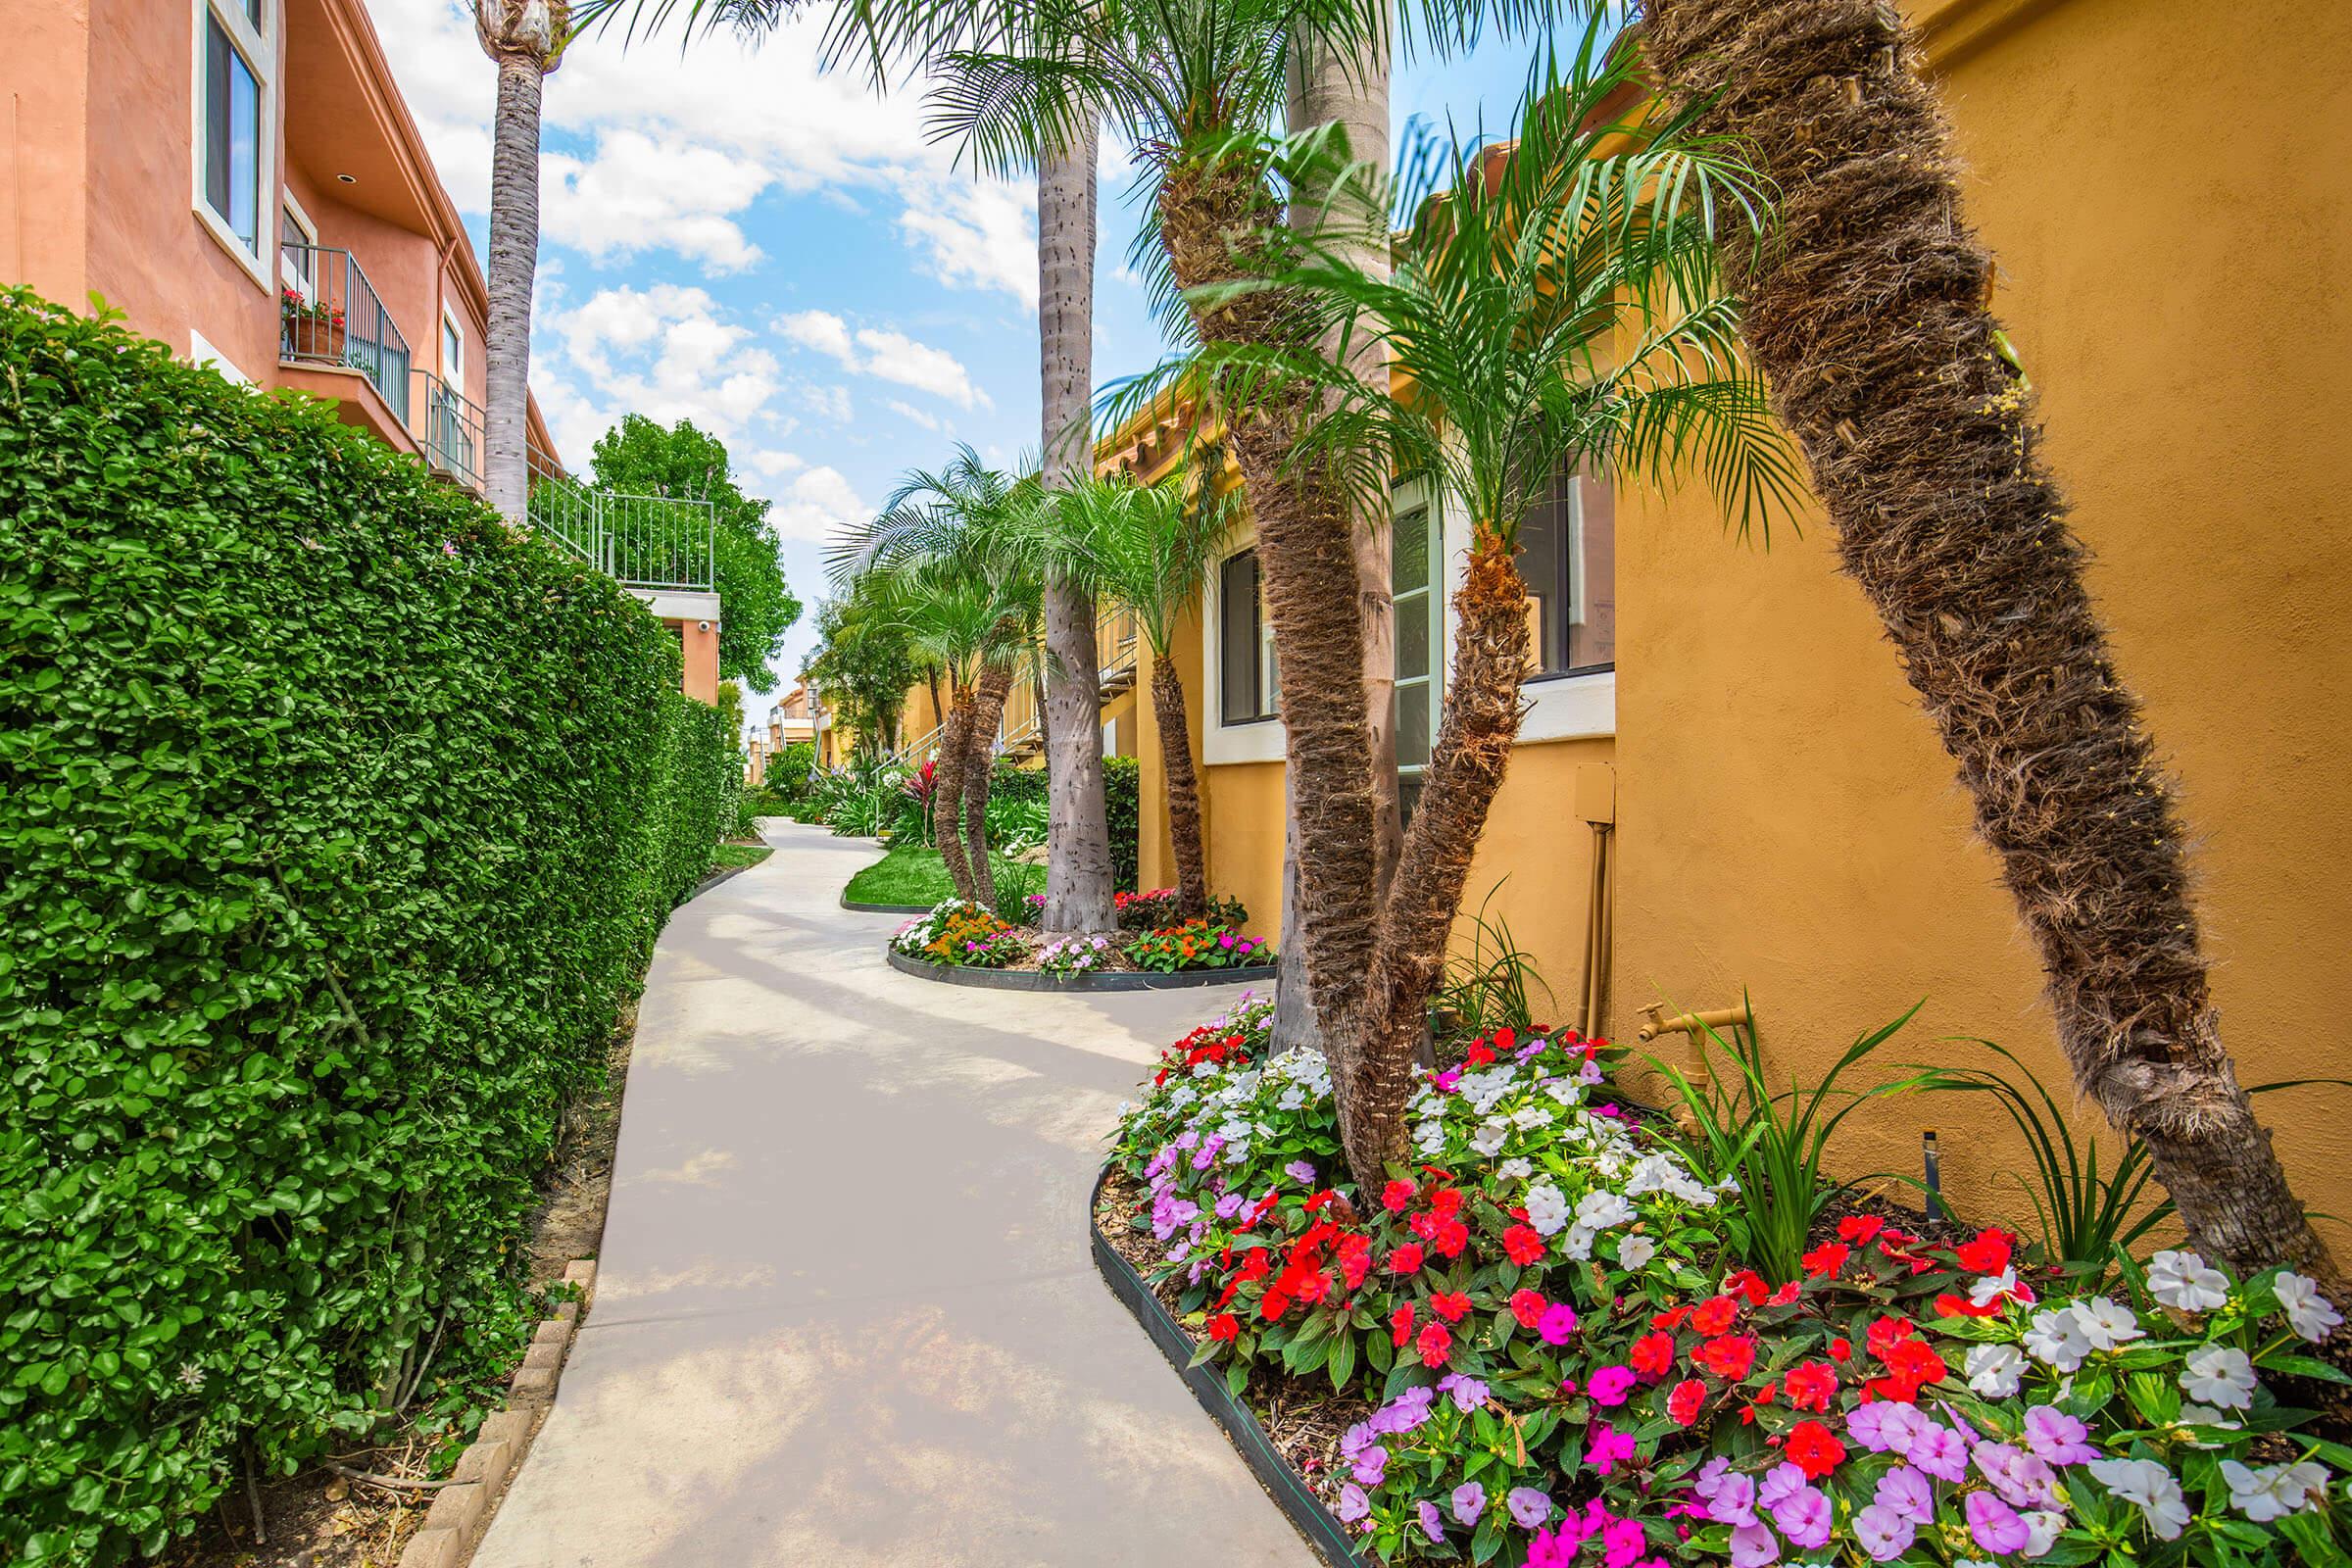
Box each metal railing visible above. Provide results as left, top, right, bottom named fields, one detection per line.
left=280, top=243, right=410, bottom=423
left=522, top=442, right=716, bottom=592
left=416, top=371, right=483, bottom=491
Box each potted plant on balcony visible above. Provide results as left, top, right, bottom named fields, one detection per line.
left=280, top=288, right=345, bottom=362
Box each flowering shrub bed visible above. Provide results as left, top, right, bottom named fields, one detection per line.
left=890, top=900, right=1027, bottom=968
left=1126, top=918, right=1273, bottom=972
left=1039, top=933, right=1120, bottom=975
left=1116, top=889, right=1252, bottom=930
left=1109, top=1014, right=2352, bottom=1567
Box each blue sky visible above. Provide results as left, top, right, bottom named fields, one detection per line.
left=369, top=0, right=1557, bottom=694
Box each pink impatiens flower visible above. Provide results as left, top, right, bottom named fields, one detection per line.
left=1586, top=1421, right=1637, bottom=1477
left=1588, top=1365, right=1637, bottom=1407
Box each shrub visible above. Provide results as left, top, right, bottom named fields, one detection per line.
left=1124, top=918, right=1273, bottom=972
left=0, top=292, right=727, bottom=1565
left=1105, top=755, right=1140, bottom=892
left=771, top=740, right=816, bottom=797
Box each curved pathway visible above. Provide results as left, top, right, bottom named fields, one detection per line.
left=477, top=822, right=1312, bottom=1567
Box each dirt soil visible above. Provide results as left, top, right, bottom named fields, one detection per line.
left=163, top=1007, right=639, bottom=1568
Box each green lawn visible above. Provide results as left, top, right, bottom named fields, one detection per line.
left=844, top=842, right=1036, bottom=907
left=711, top=842, right=774, bottom=874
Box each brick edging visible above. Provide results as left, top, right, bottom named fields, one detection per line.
left=396, top=1258, right=598, bottom=1568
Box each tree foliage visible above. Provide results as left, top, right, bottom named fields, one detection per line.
left=0, top=292, right=735, bottom=1566
left=588, top=414, right=802, bottom=691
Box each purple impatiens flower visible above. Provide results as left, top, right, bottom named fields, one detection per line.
left=1450, top=1483, right=1486, bottom=1526
left=1286, top=1159, right=1317, bottom=1184
left=1415, top=1500, right=1445, bottom=1543
left=2023, top=1404, right=2100, bottom=1466
left=1506, top=1487, right=1553, bottom=1530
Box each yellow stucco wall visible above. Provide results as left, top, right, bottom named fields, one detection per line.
left=1610, top=0, right=2352, bottom=1227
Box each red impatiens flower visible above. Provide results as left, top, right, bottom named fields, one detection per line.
left=1666, top=1378, right=1706, bottom=1426
left=1337, top=1234, right=1373, bottom=1292
left=1690, top=1295, right=1741, bottom=1337
left=1786, top=1419, right=1847, bottom=1479
left=1954, top=1227, right=2016, bottom=1276
left=1723, top=1269, right=1770, bottom=1306
left=1417, top=1322, right=1453, bottom=1368
left=1464, top=1039, right=1497, bottom=1067
left=1800, top=1241, right=1849, bottom=1279
left=1650, top=1304, right=1692, bottom=1333
left=1935, top=1292, right=2004, bottom=1320
left=1208, top=1313, right=1240, bottom=1342
left=1510, top=1289, right=1548, bottom=1330
left=1828, top=1337, right=1853, bottom=1363
left=1503, top=1225, right=1546, bottom=1266
left=1768, top=1281, right=1803, bottom=1305
left=1872, top=1336, right=1949, bottom=1402
left=1494, top=1026, right=1517, bottom=1054
left=1783, top=1360, right=1838, bottom=1412
left=1865, top=1313, right=1916, bottom=1360
left=1430, top=1291, right=1473, bottom=1324
left=1838, top=1214, right=1885, bottom=1245
left=1382, top=1179, right=1417, bottom=1213
left=1388, top=1244, right=1426, bottom=1276
left=1429, top=1188, right=1465, bottom=1219
left=1629, top=1331, right=1676, bottom=1379
left=1259, top=1287, right=1292, bottom=1322
left=1432, top=1217, right=1471, bottom=1258
left=1694, top=1333, right=1757, bottom=1382
left=1391, top=1304, right=1416, bottom=1347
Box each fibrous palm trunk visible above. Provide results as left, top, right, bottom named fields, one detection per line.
left=963, top=660, right=1016, bottom=909
left=931, top=688, right=979, bottom=904
left=475, top=4, right=559, bottom=522
left=1160, top=160, right=1381, bottom=1060
left=1150, top=655, right=1209, bottom=917
left=1645, top=0, right=2328, bottom=1280
left=1352, top=537, right=1528, bottom=1179
left=1040, top=121, right=1118, bottom=935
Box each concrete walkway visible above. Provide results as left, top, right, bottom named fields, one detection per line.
left=476, top=822, right=1312, bottom=1567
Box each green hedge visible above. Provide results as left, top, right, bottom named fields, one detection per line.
left=0, top=292, right=729, bottom=1565
left=1106, top=755, right=1140, bottom=893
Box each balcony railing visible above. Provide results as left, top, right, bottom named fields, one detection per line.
left=280, top=243, right=410, bottom=423
left=416, top=371, right=482, bottom=490
left=524, top=442, right=715, bottom=592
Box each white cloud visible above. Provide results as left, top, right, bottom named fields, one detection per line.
left=540, top=283, right=782, bottom=460
left=760, top=464, right=871, bottom=545
left=367, top=0, right=1038, bottom=305
left=772, top=310, right=990, bottom=410
left=886, top=399, right=943, bottom=432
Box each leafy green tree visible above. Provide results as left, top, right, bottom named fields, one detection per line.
left=803, top=586, right=922, bottom=759
left=588, top=414, right=802, bottom=691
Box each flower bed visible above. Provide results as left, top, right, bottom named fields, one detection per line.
left=885, top=897, right=1277, bottom=984
left=1105, top=1005, right=2352, bottom=1567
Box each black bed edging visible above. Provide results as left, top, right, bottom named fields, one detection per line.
left=841, top=895, right=933, bottom=913
left=886, top=947, right=1279, bottom=992
left=1089, top=1162, right=1373, bottom=1568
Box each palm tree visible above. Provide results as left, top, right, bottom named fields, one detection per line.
left=1022, top=464, right=1234, bottom=916
left=834, top=448, right=1042, bottom=906
left=1194, top=43, right=1800, bottom=1186
left=474, top=1, right=568, bottom=522
left=1639, top=0, right=2329, bottom=1282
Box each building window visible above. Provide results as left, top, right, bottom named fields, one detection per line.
left=279, top=197, right=314, bottom=295
left=1517, top=460, right=1616, bottom=678
left=195, top=0, right=270, bottom=271
left=1393, top=486, right=1440, bottom=820
left=1218, top=548, right=1278, bottom=724
left=441, top=314, right=465, bottom=382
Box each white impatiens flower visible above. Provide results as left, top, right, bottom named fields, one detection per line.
left=1510, top=1105, right=1555, bottom=1131
left=2147, top=1250, right=2230, bottom=1313
left=2024, top=1307, right=2092, bottom=1372
left=1965, top=1343, right=2025, bottom=1397
left=2070, top=1296, right=2146, bottom=1350
left=2221, top=1459, right=2328, bottom=1522
left=1576, top=1190, right=1636, bottom=1230
left=2277, top=1271, right=2343, bottom=1343
left=1496, top=1157, right=1533, bottom=1183
left=1524, top=1181, right=1571, bottom=1237
left=1563, top=1223, right=1596, bottom=1260
left=1470, top=1119, right=1511, bottom=1156
left=2020, top=1511, right=2065, bottom=1557
left=2179, top=1344, right=2259, bottom=1410
left=1544, top=1077, right=1585, bottom=1105
left=2178, top=1402, right=2243, bottom=1433
left=2086, top=1457, right=2192, bottom=1541
left=1616, top=1235, right=1657, bottom=1269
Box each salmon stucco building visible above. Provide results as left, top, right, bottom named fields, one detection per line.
left=2, top=0, right=726, bottom=701
left=854, top=0, right=2352, bottom=1232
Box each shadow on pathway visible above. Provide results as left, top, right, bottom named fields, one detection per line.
left=474, top=823, right=1311, bottom=1567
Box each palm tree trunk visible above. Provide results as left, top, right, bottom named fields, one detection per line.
left=963, top=661, right=1015, bottom=909
left=1160, top=161, right=1382, bottom=1054
left=1348, top=536, right=1528, bottom=1184
left=1150, top=654, right=1209, bottom=917
left=931, top=690, right=978, bottom=904
left=1040, top=120, right=1118, bottom=935
left=1645, top=0, right=2328, bottom=1280
left=481, top=51, right=545, bottom=522
left=1288, top=14, right=1401, bottom=903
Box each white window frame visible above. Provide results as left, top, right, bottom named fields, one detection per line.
left=439, top=307, right=466, bottom=386
left=1203, top=535, right=1286, bottom=766
left=191, top=0, right=275, bottom=289
left=1432, top=468, right=1615, bottom=745
left=278, top=187, right=316, bottom=300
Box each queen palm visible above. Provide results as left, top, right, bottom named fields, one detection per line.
left=1022, top=465, right=1235, bottom=917
left=1190, top=44, right=1801, bottom=1185
left=833, top=448, right=1042, bottom=906
left=1633, top=0, right=2328, bottom=1281
left=474, top=1, right=569, bottom=522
